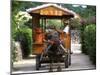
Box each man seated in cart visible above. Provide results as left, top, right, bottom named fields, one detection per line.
left=45, top=25, right=66, bottom=53
left=55, top=20, right=72, bottom=54
left=44, top=22, right=72, bottom=55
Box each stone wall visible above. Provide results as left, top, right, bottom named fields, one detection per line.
left=14, top=41, right=23, bottom=61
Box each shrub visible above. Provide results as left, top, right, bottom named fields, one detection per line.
left=13, top=28, right=32, bottom=58
left=82, top=24, right=96, bottom=65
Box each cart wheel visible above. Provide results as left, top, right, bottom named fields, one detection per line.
left=36, top=55, right=41, bottom=70
left=68, top=53, right=71, bottom=66
left=65, top=54, right=69, bottom=68
left=68, top=49, right=71, bottom=65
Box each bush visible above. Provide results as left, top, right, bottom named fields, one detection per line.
left=13, top=28, right=32, bottom=58
left=82, top=24, right=96, bottom=65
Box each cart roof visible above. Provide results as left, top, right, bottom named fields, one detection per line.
left=26, top=4, right=76, bottom=18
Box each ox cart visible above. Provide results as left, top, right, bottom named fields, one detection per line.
left=26, top=4, right=75, bottom=71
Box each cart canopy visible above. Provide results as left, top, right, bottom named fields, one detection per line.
left=26, top=4, right=76, bottom=19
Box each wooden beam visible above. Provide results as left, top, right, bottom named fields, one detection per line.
left=40, top=15, right=74, bottom=19
left=30, top=13, right=74, bottom=19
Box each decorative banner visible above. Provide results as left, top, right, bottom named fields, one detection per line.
left=40, top=7, right=63, bottom=16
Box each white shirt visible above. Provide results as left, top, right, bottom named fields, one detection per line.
left=63, top=25, right=69, bottom=34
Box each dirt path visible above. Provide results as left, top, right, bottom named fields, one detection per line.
left=12, top=53, right=95, bottom=74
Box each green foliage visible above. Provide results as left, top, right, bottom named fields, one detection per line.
left=70, top=18, right=81, bottom=29
left=62, top=4, right=96, bottom=18
left=11, top=1, right=43, bottom=37
left=14, top=28, right=32, bottom=58
left=12, top=1, right=43, bottom=12
left=11, top=1, right=34, bottom=58
left=12, top=11, right=32, bottom=58
left=44, top=19, right=63, bottom=29
left=82, top=24, right=96, bottom=65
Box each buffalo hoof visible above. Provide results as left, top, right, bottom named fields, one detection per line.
left=57, top=66, right=62, bottom=72
left=49, top=67, right=53, bottom=72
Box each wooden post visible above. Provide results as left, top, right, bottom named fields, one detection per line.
left=32, top=14, right=40, bottom=43
left=32, top=14, right=40, bottom=28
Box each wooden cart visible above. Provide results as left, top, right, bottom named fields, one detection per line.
left=27, top=4, right=75, bottom=70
